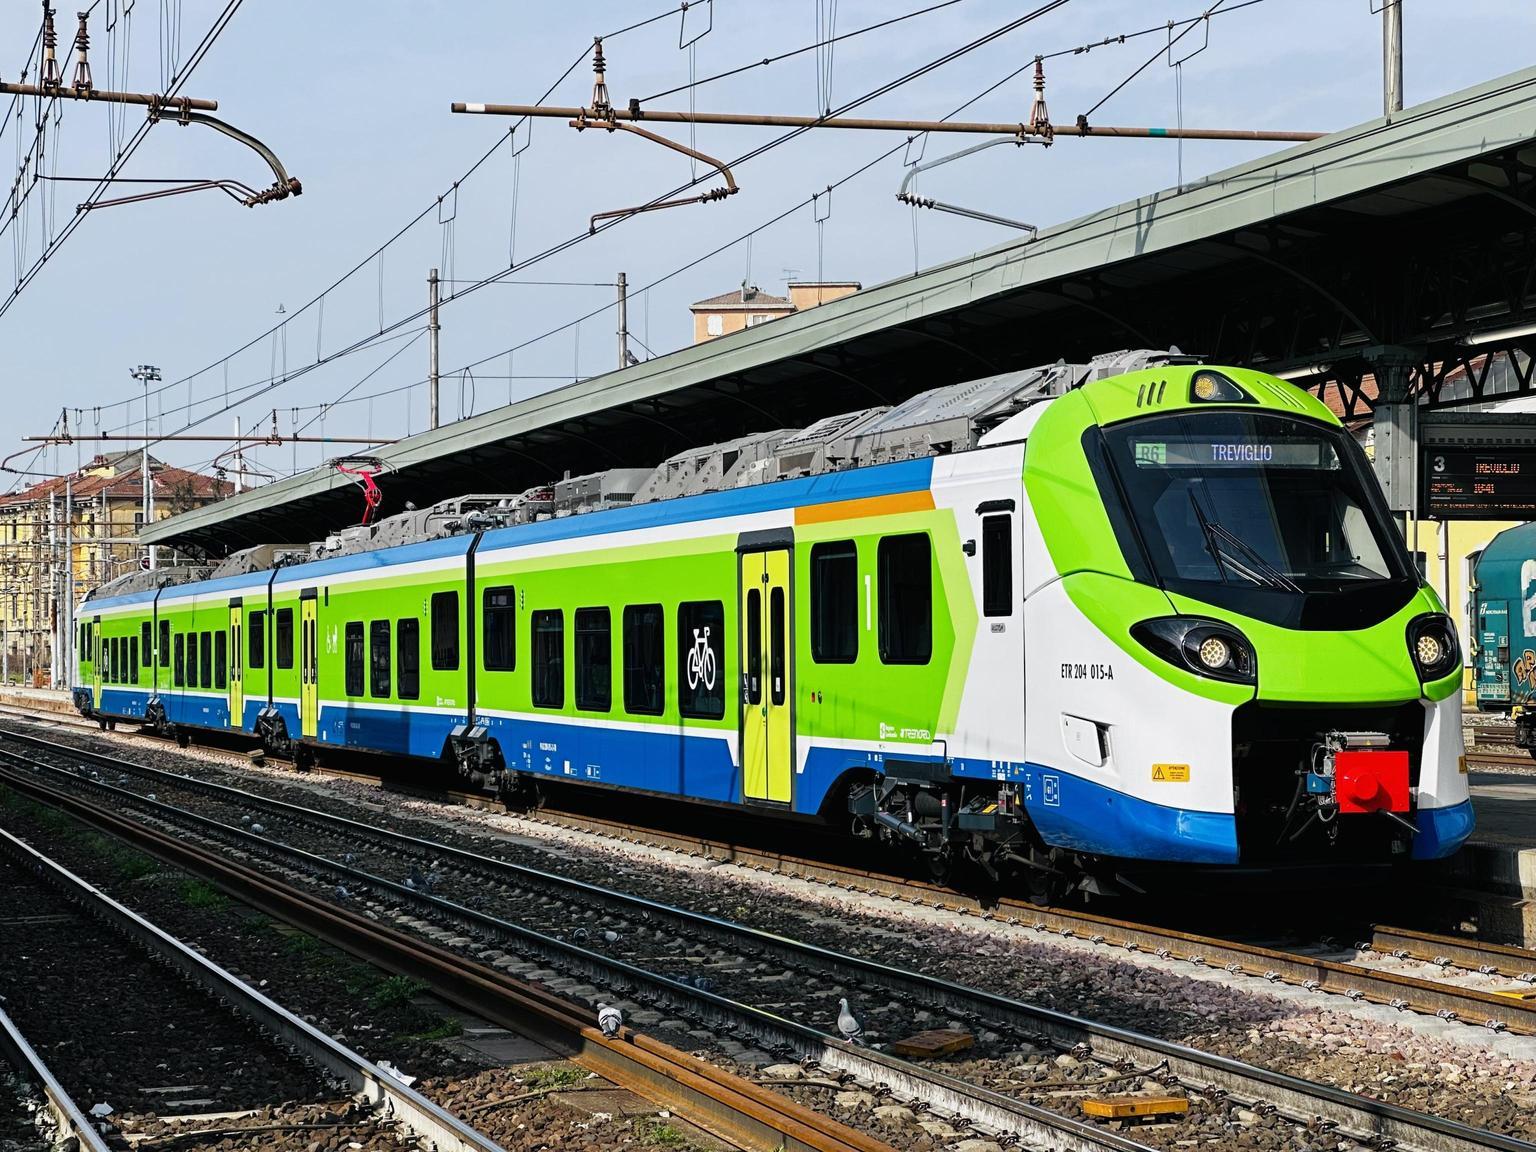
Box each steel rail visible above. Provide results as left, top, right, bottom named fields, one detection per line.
left=0, top=1001, right=113, bottom=1152
left=2, top=716, right=1531, bottom=1035
left=0, top=822, right=507, bottom=1152
left=1369, top=925, right=1536, bottom=983
left=0, top=763, right=942, bottom=1152
left=3, top=740, right=1532, bottom=1152
left=0, top=752, right=1162, bottom=1152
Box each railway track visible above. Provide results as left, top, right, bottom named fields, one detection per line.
left=2, top=734, right=1532, bottom=1152
left=5, top=710, right=1534, bottom=1032
left=0, top=817, right=505, bottom=1152
left=0, top=761, right=897, bottom=1152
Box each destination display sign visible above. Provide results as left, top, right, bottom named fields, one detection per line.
left=1131, top=438, right=1333, bottom=469
left=1422, top=447, right=1536, bottom=519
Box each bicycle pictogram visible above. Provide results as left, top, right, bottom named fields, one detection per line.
left=686, top=626, right=716, bottom=691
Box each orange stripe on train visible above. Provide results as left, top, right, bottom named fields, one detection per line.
left=794, top=489, right=935, bottom=525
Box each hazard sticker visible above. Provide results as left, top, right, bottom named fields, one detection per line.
left=1151, top=763, right=1190, bottom=782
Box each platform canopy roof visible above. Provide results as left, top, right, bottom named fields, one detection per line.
left=145, top=64, right=1536, bottom=555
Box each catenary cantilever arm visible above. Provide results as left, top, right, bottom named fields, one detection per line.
left=573, top=118, right=738, bottom=234
left=896, top=136, right=1043, bottom=232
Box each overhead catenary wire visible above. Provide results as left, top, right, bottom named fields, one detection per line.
left=0, top=0, right=245, bottom=321
left=126, top=0, right=1083, bottom=451
left=92, top=0, right=685, bottom=434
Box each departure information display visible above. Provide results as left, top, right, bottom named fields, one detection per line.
left=1422, top=447, right=1536, bottom=519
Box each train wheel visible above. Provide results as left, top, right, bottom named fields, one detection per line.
left=292, top=745, right=315, bottom=773
left=97, top=717, right=108, bottom=731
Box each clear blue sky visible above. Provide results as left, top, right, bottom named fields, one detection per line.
left=1, top=0, right=1531, bottom=490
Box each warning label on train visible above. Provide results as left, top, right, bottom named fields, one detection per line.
left=1151, top=763, right=1191, bottom=782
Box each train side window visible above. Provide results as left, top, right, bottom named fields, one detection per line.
left=110, top=638, right=119, bottom=683
left=430, top=591, right=459, bottom=670
left=141, top=621, right=152, bottom=666
left=345, top=622, right=365, bottom=696
left=574, top=607, right=611, bottom=712
left=214, top=631, right=227, bottom=690
left=275, top=608, right=294, bottom=669
left=745, top=589, right=762, bottom=706
left=769, top=587, right=786, bottom=705
left=159, top=620, right=170, bottom=667
left=982, top=514, right=1013, bottom=617
left=622, top=603, right=664, bottom=716
left=397, top=619, right=420, bottom=700
left=810, top=541, right=858, bottom=663
left=370, top=619, right=391, bottom=698
left=174, top=634, right=185, bottom=687
left=878, top=533, right=933, bottom=665
left=677, top=600, right=724, bottom=720
left=200, top=632, right=213, bottom=688
left=532, top=609, right=564, bottom=709
left=248, top=611, right=266, bottom=669
left=483, top=586, right=516, bottom=671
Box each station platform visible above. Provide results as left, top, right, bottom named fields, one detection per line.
left=1436, top=769, right=1536, bottom=946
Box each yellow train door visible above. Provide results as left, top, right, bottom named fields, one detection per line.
left=738, top=547, right=793, bottom=804
left=300, top=594, right=319, bottom=738
left=228, top=601, right=244, bottom=729
left=91, top=616, right=102, bottom=711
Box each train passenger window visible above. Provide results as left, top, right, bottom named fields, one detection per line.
left=769, top=588, right=786, bottom=706
left=215, top=632, right=227, bottom=690
left=159, top=620, right=170, bottom=668
left=275, top=608, right=295, bottom=669
left=430, top=591, right=459, bottom=670
left=574, top=607, right=611, bottom=712
left=174, top=634, right=185, bottom=687
left=141, top=622, right=152, bottom=666
left=129, top=637, right=138, bottom=683
left=369, top=620, right=391, bottom=698
left=810, top=541, right=858, bottom=663
left=532, top=609, right=564, bottom=709
left=878, top=533, right=933, bottom=665
left=982, top=514, right=1013, bottom=617
left=397, top=619, right=420, bottom=701
left=483, top=586, right=516, bottom=671
left=200, top=632, right=213, bottom=688
left=677, top=601, right=724, bottom=720
left=745, top=589, right=762, bottom=706
left=622, top=604, right=664, bottom=716
left=345, top=622, right=365, bottom=697
left=248, top=611, right=266, bottom=669
left=108, top=638, right=116, bottom=682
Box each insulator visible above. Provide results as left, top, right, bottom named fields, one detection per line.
left=71, top=11, right=91, bottom=91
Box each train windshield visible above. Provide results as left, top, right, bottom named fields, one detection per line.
left=1093, top=410, right=1415, bottom=627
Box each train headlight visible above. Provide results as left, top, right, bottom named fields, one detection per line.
left=1407, top=614, right=1459, bottom=683
left=1131, top=617, right=1256, bottom=685
left=1198, top=636, right=1231, bottom=670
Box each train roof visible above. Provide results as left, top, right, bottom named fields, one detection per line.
left=83, top=351, right=1331, bottom=608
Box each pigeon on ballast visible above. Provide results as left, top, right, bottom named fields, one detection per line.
left=146, top=793, right=157, bottom=802
left=240, top=815, right=251, bottom=825
left=571, top=927, right=590, bottom=944
left=249, top=822, right=264, bottom=835
left=335, top=885, right=352, bottom=900
left=602, top=930, right=620, bottom=943
left=597, top=1003, right=623, bottom=1039
left=342, top=852, right=355, bottom=865
left=836, top=999, right=863, bottom=1045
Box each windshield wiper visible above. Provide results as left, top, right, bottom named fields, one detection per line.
left=1206, top=519, right=1304, bottom=593
left=1187, top=490, right=1303, bottom=593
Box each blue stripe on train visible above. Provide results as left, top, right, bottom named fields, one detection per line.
left=314, top=703, right=465, bottom=761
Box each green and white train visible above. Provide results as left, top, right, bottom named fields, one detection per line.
left=73, top=351, right=1473, bottom=890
